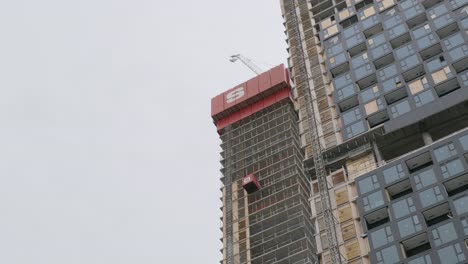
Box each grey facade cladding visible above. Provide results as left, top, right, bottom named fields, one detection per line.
left=355, top=129, right=468, bottom=263
left=317, top=0, right=468, bottom=141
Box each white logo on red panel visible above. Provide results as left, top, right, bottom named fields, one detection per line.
left=226, top=87, right=245, bottom=103
left=243, top=176, right=251, bottom=184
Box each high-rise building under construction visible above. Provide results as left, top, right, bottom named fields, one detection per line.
left=211, top=65, right=317, bottom=263
left=279, top=0, right=468, bottom=263
left=213, top=0, right=468, bottom=263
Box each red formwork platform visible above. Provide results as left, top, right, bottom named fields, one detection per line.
left=211, top=64, right=293, bottom=132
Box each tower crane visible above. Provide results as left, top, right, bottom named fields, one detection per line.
left=229, top=54, right=263, bottom=75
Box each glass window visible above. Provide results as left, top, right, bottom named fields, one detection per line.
left=376, top=245, right=400, bottom=264
left=337, top=84, right=356, bottom=100
left=432, top=222, right=457, bottom=246
left=395, top=43, right=415, bottom=60
left=427, top=56, right=447, bottom=72
left=388, top=23, right=407, bottom=38
left=459, top=134, right=468, bottom=151
left=351, top=52, right=370, bottom=69
left=437, top=243, right=466, bottom=263
left=443, top=33, right=464, bottom=50
left=450, top=0, right=468, bottom=9
left=408, top=254, right=433, bottom=264
left=398, top=215, right=422, bottom=238
left=378, top=64, right=397, bottom=80
left=419, top=186, right=444, bottom=208
left=384, top=14, right=402, bottom=29
left=400, top=54, right=420, bottom=70
left=390, top=100, right=411, bottom=118
left=370, top=226, right=394, bottom=249
left=355, top=64, right=374, bottom=80
left=343, top=24, right=359, bottom=39
left=362, top=15, right=379, bottom=30
left=368, top=33, right=386, bottom=48
left=345, top=120, right=367, bottom=139
left=414, top=90, right=435, bottom=107
left=361, top=85, right=380, bottom=102
left=433, top=13, right=453, bottom=29
left=343, top=107, right=362, bottom=125
left=462, top=17, right=468, bottom=30
left=404, top=5, right=423, bottom=19
left=327, top=43, right=345, bottom=57
left=346, top=34, right=364, bottom=48
left=334, top=73, right=352, bottom=89
left=461, top=216, right=468, bottom=235
left=440, top=159, right=464, bottom=179
left=400, top=0, right=417, bottom=10
left=413, top=168, right=437, bottom=190
left=363, top=190, right=385, bottom=211
left=429, top=3, right=448, bottom=17
left=392, top=197, right=416, bottom=219
left=382, top=76, right=402, bottom=93
left=329, top=52, right=347, bottom=67
left=358, top=175, right=380, bottom=195
left=453, top=195, right=468, bottom=215
left=460, top=70, right=468, bottom=87
left=448, top=45, right=468, bottom=62
left=417, top=34, right=437, bottom=50
left=434, top=143, right=458, bottom=162
left=383, top=164, right=405, bottom=184
left=372, top=44, right=391, bottom=60
left=413, top=24, right=431, bottom=39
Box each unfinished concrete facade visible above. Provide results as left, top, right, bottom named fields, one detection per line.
left=280, top=0, right=468, bottom=263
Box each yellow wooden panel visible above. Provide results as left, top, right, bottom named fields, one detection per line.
left=346, top=153, right=377, bottom=180
left=335, top=188, right=349, bottom=206
left=362, top=6, right=376, bottom=18
left=339, top=8, right=351, bottom=20
left=325, top=24, right=339, bottom=38
left=344, top=240, right=361, bottom=260
left=341, top=222, right=357, bottom=241
left=332, top=171, right=346, bottom=186
left=338, top=205, right=352, bottom=222
left=322, top=252, right=332, bottom=264
left=409, top=77, right=426, bottom=95
left=378, top=0, right=396, bottom=11
left=365, top=100, right=378, bottom=115
left=349, top=258, right=363, bottom=264
left=432, top=67, right=450, bottom=84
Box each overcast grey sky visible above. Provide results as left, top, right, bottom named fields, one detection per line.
left=0, top=1, right=287, bottom=263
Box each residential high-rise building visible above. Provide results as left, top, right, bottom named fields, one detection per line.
left=211, top=65, right=317, bottom=264
left=280, top=0, right=468, bottom=263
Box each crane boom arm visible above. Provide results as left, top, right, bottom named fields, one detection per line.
left=230, top=54, right=263, bottom=75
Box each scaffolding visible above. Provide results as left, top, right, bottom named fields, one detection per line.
left=224, top=125, right=234, bottom=264
left=218, top=100, right=316, bottom=264
left=284, top=0, right=343, bottom=263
